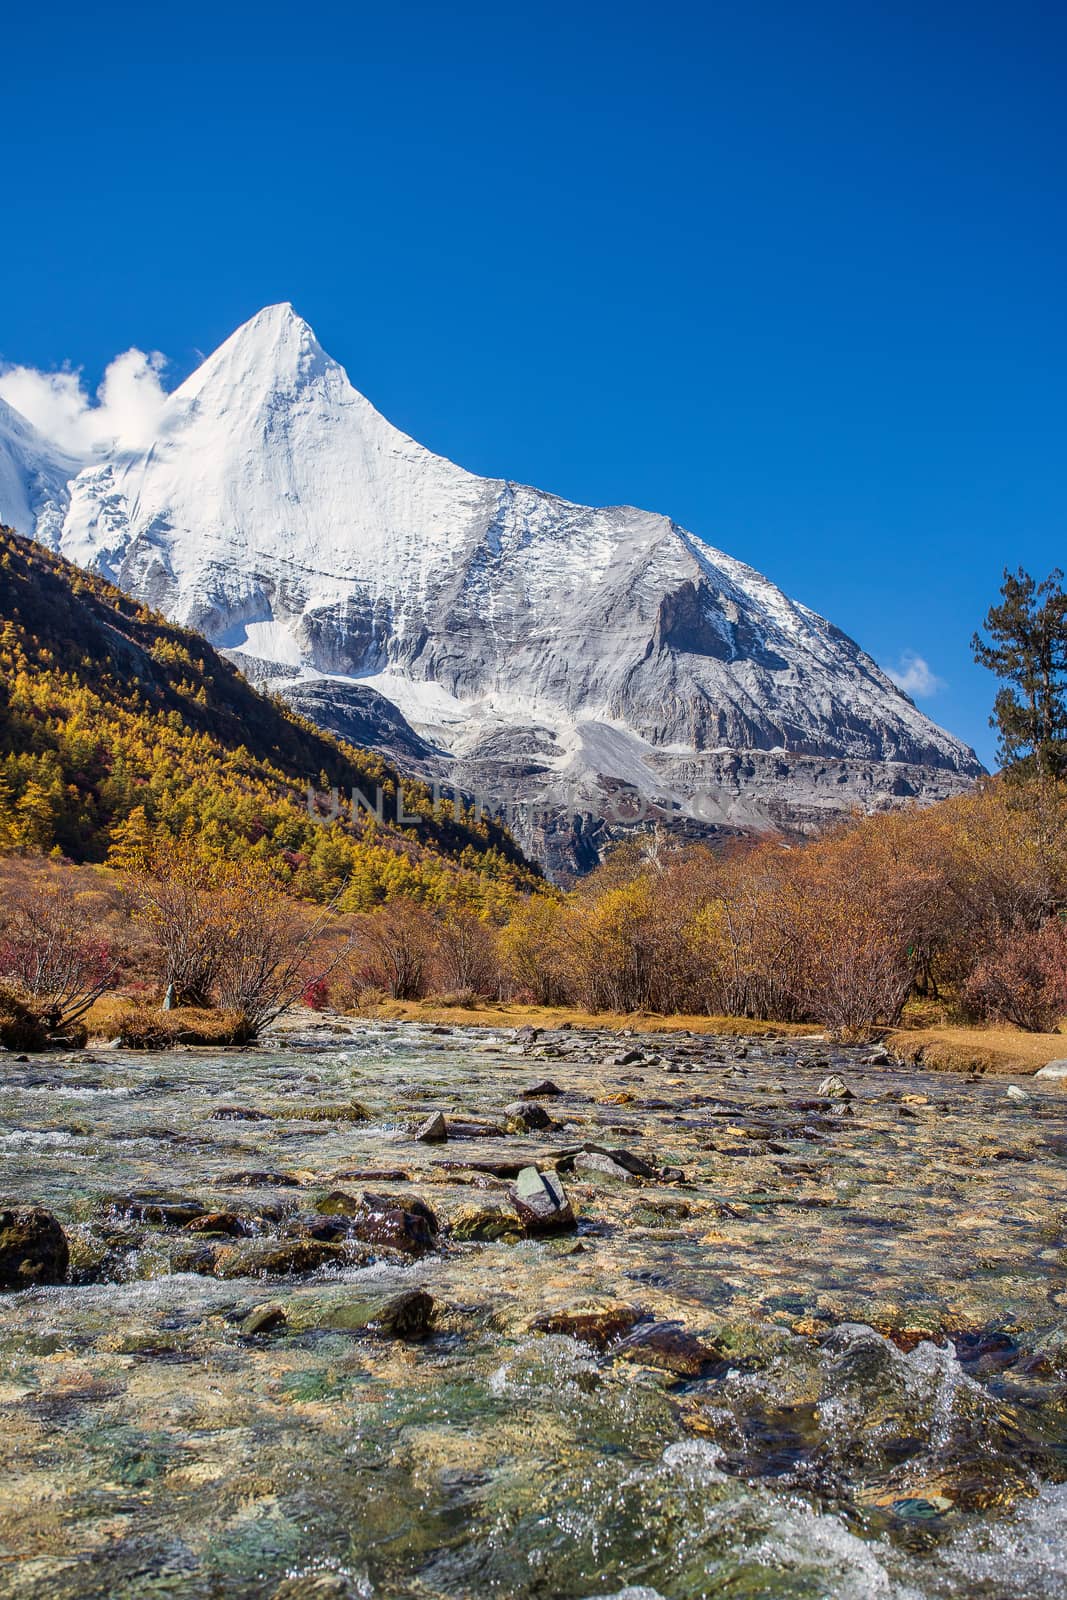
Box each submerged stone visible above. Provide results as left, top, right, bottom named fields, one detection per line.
left=241, top=1301, right=288, bottom=1336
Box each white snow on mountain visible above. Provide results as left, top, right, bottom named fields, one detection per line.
left=0, top=397, right=81, bottom=550
left=1, top=303, right=982, bottom=871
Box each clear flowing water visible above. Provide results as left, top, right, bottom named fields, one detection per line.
left=1, top=1019, right=1066, bottom=1599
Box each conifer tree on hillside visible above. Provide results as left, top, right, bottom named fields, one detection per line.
left=973, top=568, right=1067, bottom=780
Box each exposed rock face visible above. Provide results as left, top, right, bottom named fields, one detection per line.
left=2, top=304, right=984, bottom=873
left=272, top=677, right=439, bottom=773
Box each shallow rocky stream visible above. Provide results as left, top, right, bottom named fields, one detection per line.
left=1, top=1018, right=1066, bottom=1599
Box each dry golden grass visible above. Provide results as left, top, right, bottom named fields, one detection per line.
left=357, top=997, right=822, bottom=1038
left=85, top=996, right=252, bottom=1047
left=885, top=1023, right=1066, bottom=1076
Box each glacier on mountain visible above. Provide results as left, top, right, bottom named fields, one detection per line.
left=0, top=302, right=983, bottom=873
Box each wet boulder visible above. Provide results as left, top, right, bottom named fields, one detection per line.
left=445, top=1117, right=507, bottom=1139
left=116, top=1194, right=206, bottom=1226
left=817, top=1075, right=853, bottom=1100
left=182, top=1211, right=257, bottom=1237
left=0, top=1206, right=69, bottom=1289
left=510, top=1166, right=576, bottom=1235
left=313, top=1189, right=365, bottom=1216
left=212, top=1238, right=350, bottom=1279
left=520, top=1080, right=564, bottom=1098
left=171, top=1240, right=224, bottom=1276
left=345, top=1191, right=439, bottom=1256
left=573, top=1150, right=646, bottom=1184
left=573, top=1144, right=658, bottom=1180
left=530, top=1299, right=641, bottom=1351
left=283, top=1286, right=437, bottom=1339
left=447, top=1203, right=521, bottom=1242
left=612, top=1320, right=717, bottom=1377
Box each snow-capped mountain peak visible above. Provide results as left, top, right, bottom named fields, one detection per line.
left=4, top=304, right=983, bottom=872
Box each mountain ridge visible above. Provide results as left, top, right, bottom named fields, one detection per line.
left=0, top=304, right=983, bottom=872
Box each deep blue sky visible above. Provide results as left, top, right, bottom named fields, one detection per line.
left=4, top=1, right=1065, bottom=767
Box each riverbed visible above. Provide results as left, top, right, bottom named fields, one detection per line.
left=1, top=1019, right=1066, bottom=1599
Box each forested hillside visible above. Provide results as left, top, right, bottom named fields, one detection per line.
left=0, top=530, right=540, bottom=910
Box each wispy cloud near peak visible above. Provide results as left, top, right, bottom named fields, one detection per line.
left=887, top=651, right=946, bottom=699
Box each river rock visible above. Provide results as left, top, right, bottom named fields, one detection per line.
left=574, top=1150, right=644, bottom=1184
left=1036, top=1059, right=1067, bottom=1079
left=448, top=1203, right=520, bottom=1242
left=0, top=1206, right=69, bottom=1289
left=505, top=1101, right=554, bottom=1132
left=241, top=1301, right=288, bottom=1336
left=117, top=1194, right=206, bottom=1225
left=1006, top=1085, right=1031, bottom=1102
left=219, top=1170, right=305, bottom=1188
left=578, top=1144, right=658, bottom=1179
left=817, top=1075, right=853, bottom=1099
left=345, top=1192, right=439, bottom=1256
left=183, top=1211, right=256, bottom=1237
left=284, top=1213, right=353, bottom=1242
left=414, top=1111, right=448, bottom=1142
left=612, top=1321, right=716, bottom=1376
left=530, top=1299, right=641, bottom=1350
left=273, top=1574, right=364, bottom=1600
left=510, top=1166, right=576, bottom=1235
left=332, top=1167, right=411, bottom=1182
left=446, top=1118, right=507, bottom=1139
left=284, top=1287, right=436, bottom=1339
left=313, top=1190, right=364, bottom=1216
left=520, top=1080, right=564, bottom=1098
left=210, top=1105, right=273, bottom=1121
left=169, top=1241, right=223, bottom=1275
left=212, top=1238, right=349, bottom=1279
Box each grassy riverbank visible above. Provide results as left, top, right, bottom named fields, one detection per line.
left=331, top=997, right=824, bottom=1038
left=885, top=1023, right=1067, bottom=1076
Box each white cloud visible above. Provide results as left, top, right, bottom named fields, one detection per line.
left=0, top=348, right=169, bottom=460
left=887, top=651, right=945, bottom=699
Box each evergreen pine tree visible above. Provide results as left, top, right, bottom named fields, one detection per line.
left=973, top=568, right=1067, bottom=779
